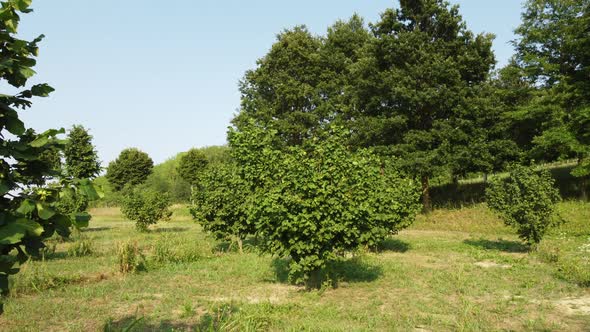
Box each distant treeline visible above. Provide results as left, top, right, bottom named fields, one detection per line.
left=94, top=146, right=230, bottom=206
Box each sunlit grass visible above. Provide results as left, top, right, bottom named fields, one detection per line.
left=1, top=202, right=589, bottom=331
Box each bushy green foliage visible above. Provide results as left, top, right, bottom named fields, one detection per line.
left=106, top=148, right=154, bottom=191
left=55, top=189, right=89, bottom=216
left=120, top=189, right=172, bottom=232
left=234, top=1, right=497, bottom=211
left=228, top=123, right=421, bottom=286
left=95, top=146, right=230, bottom=205
left=64, top=125, right=101, bottom=179
left=513, top=0, right=590, bottom=198
left=191, top=163, right=252, bottom=252
left=177, top=148, right=208, bottom=186
left=486, top=165, right=561, bottom=245
left=0, top=0, right=99, bottom=311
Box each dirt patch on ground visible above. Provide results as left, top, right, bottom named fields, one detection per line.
left=208, top=284, right=294, bottom=305
left=555, top=297, right=590, bottom=316
left=380, top=252, right=458, bottom=270
left=474, top=261, right=512, bottom=269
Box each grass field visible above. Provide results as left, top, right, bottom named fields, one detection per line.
left=1, top=202, right=589, bottom=331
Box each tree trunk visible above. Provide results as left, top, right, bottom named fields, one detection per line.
left=306, top=268, right=322, bottom=290
left=421, top=175, right=432, bottom=213
left=237, top=237, right=243, bottom=254
left=581, top=176, right=588, bottom=202
left=577, top=157, right=588, bottom=201
left=483, top=173, right=488, bottom=184
left=452, top=175, right=460, bottom=188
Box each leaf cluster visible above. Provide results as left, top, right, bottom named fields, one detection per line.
left=0, top=0, right=99, bottom=311
left=190, top=163, right=252, bottom=244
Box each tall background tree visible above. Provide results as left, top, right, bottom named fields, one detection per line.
left=63, top=125, right=101, bottom=179
left=350, top=0, right=496, bottom=210
left=177, top=148, right=209, bottom=188
left=106, top=148, right=153, bottom=191
left=233, top=16, right=371, bottom=148
left=56, top=125, right=102, bottom=215
left=513, top=0, right=590, bottom=199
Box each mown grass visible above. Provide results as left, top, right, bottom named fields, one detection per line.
left=1, top=202, right=589, bottom=331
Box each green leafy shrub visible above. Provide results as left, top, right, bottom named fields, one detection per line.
left=121, top=189, right=172, bottom=232
left=190, top=163, right=253, bottom=253
left=117, top=241, right=145, bottom=274
left=230, top=124, right=421, bottom=287
left=486, top=165, right=561, bottom=246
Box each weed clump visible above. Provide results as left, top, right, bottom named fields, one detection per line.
left=68, top=239, right=94, bottom=258
left=117, top=241, right=146, bottom=274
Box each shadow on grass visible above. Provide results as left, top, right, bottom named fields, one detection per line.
left=431, top=164, right=588, bottom=209
left=82, top=226, right=112, bottom=232
left=103, top=304, right=239, bottom=332
left=464, top=239, right=529, bottom=253
left=271, top=256, right=383, bottom=285
left=103, top=316, right=195, bottom=332
left=153, top=227, right=190, bottom=233
left=29, top=250, right=69, bottom=261
left=214, top=237, right=259, bottom=253
left=431, top=181, right=486, bottom=209
left=375, top=238, right=411, bottom=253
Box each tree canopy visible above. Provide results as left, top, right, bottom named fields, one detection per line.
left=64, top=125, right=101, bottom=179
left=177, top=148, right=209, bottom=186
left=106, top=148, right=154, bottom=191
left=512, top=0, right=590, bottom=198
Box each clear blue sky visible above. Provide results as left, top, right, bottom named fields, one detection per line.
left=17, top=0, right=524, bottom=165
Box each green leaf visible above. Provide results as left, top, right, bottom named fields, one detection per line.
left=0, top=180, right=10, bottom=195
left=29, top=135, right=49, bottom=148
left=36, top=202, right=55, bottom=220
left=19, top=67, right=35, bottom=79
left=14, top=0, right=32, bottom=11
left=5, top=18, right=17, bottom=33
left=0, top=218, right=43, bottom=245
left=53, top=214, right=72, bottom=237
left=78, top=180, right=101, bottom=201
left=0, top=255, right=18, bottom=273
left=74, top=212, right=91, bottom=228
left=30, top=83, right=54, bottom=97
left=5, top=114, right=25, bottom=135
left=16, top=199, right=35, bottom=215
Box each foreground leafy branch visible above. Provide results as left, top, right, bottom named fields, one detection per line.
left=0, top=0, right=99, bottom=313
